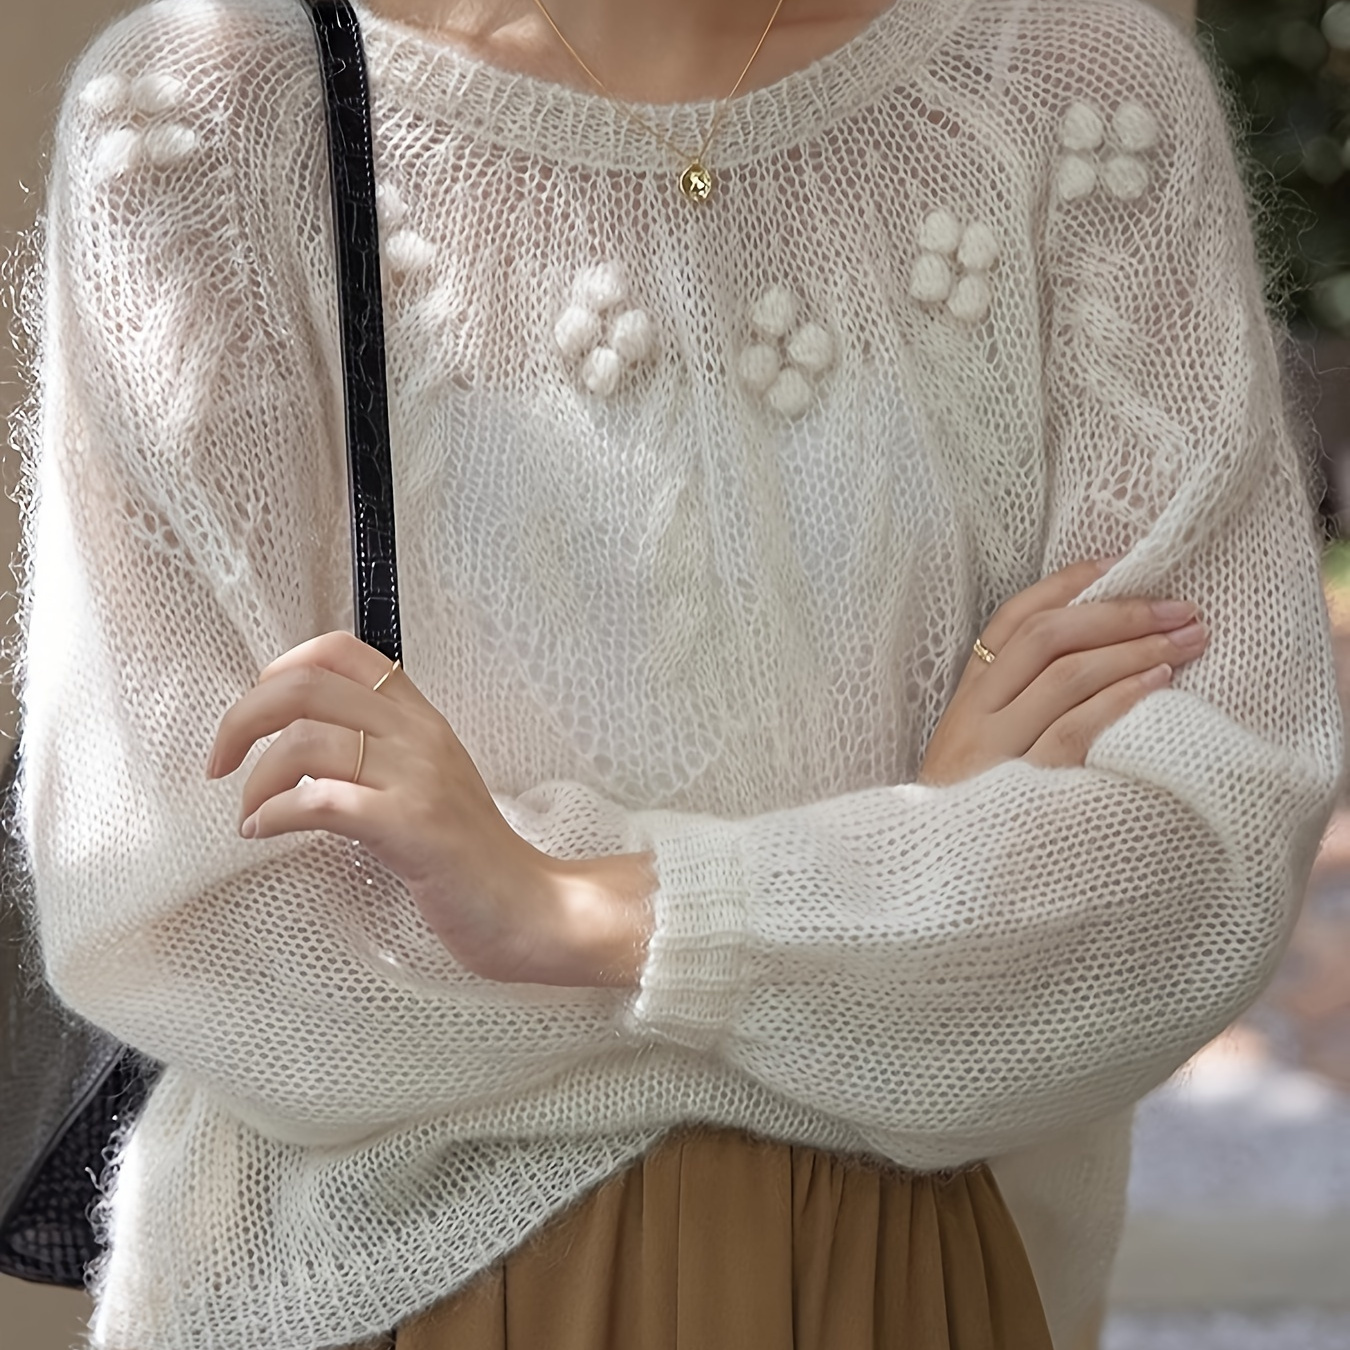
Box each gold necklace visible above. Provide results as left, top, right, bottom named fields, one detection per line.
left=528, top=0, right=789, bottom=203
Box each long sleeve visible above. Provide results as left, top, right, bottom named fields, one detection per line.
left=20, top=0, right=1340, bottom=1172
left=609, top=3, right=1343, bottom=1164
left=18, top=6, right=651, bottom=1147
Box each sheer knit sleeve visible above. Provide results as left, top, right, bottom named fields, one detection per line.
left=19, top=5, right=654, bottom=1148
left=612, top=3, right=1343, bottom=1163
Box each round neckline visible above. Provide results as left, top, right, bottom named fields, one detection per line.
left=353, top=0, right=975, bottom=171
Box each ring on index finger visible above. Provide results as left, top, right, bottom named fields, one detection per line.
left=972, top=636, right=997, bottom=665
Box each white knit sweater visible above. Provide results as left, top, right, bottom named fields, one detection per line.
left=15, top=0, right=1343, bottom=1345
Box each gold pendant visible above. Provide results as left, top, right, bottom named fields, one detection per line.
left=679, top=161, right=714, bottom=204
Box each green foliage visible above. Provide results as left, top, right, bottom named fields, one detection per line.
left=1199, top=0, right=1350, bottom=332
left=1324, top=535, right=1350, bottom=592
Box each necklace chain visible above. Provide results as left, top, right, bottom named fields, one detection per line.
left=527, top=0, right=788, bottom=201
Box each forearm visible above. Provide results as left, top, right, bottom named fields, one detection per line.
left=619, top=685, right=1335, bottom=1164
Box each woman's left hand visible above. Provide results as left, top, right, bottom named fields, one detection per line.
left=205, top=630, right=655, bottom=988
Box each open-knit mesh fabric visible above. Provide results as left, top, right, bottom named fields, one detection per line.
left=13, top=0, right=1342, bottom=1346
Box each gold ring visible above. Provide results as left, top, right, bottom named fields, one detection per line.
left=352, top=659, right=399, bottom=784
left=972, top=637, right=997, bottom=665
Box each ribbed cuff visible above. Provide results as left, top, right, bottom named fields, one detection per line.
left=621, top=822, right=749, bottom=1054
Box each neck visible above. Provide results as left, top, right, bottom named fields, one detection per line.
left=539, top=0, right=794, bottom=102
left=369, top=0, right=888, bottom=103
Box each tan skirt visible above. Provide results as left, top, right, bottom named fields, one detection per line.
left=378, top=1127, right=1052, bottom=1350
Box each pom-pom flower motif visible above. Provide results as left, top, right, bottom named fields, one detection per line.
left=554, top=263, right=658, bottom=398
left=78, top=69, right=198, bottom=181
left=737, top=285, right=836, bottom=420
left=908, top=211, right=1001, bottom=326
left=376, top=183, right=438, bottom=277
left=1055, top=100, right=1160, bottom=204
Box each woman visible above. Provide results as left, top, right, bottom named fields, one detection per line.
left=15, top=0, right=1342, bottom=1345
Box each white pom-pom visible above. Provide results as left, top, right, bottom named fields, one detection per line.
left=1060, top=102, right=1105, bottom=152
left=375, top=182, right=407, bottom=229
left=767, top=368, right=814, bottom=419
left=574, top=261, right=628, bottom=311
left=554, top=305, right=601, bottom=359
left=918, top=209, right=962, bottom=256
left=385, top=229, right=437, bottom=273
left=93, top=127, right=143, bottom=180
left=750, top=285, right=799, bottom=338
left=956, top=221, right=1000, bottom=273
left=947, top=273, right=992, bottom=325
left=143, top=123, right=198, bottom=167
left=1101, top=154, right=1149, bottom=201
left=738, top=343, right=781, bottom=395
left=1055, top=154, right=1098, bottom=202
left=610, top=308, right=656, bottom=364
left=581, top=346, right=623, bottom=397
left=131, top=72, right=187, bottom=114
left=786, top=322, right=835, bottom=376
left=909, top=253, right=953, bottom=304
left=1111, top=101, right=1159, bottom=154
left=79, top=72, right=130, bottom=115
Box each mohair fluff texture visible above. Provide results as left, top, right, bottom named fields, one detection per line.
left=10, top=0, right=1344, bottom=1345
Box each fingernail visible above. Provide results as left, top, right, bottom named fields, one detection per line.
left=239, top=812, right=258, bottom=839
left=1142, top=663, right=1174, bottom=689
left=205, top=754, right=219, bottom=780
left=1152, top=600, right=1197, bottom=625
left=1166, top=619, right=1208, bottom=649
left=1096, top=554, right=1125, bottom=574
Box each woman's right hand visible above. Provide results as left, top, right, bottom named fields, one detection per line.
left=917, top=557, right=1210, bottom=787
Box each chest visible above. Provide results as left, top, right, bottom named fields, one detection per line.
left=335, top=105, right=1052, bottom=802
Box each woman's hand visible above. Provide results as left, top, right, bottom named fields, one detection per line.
left=917, top=557, right=1210, bottom=786
left=205, top=630, right=655, bottom=987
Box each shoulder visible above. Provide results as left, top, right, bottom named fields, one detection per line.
left=65, top=0, right=317, bottom=92
left=41, top=1, right=339, bottom=452
left=53, top=0, right=323, bottom=198
left=962, top=0, right=1248, bottom=237
left=46, top=0, right=336, bottom=326
left=991, top=0, right=1216, bottom=94
left=950, top=0, right=1235, bottom=166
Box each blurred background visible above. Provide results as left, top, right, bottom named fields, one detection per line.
left=1, top=0, right=1347, bottom=1347
left=1102, top=2, right=1350, bottom=1346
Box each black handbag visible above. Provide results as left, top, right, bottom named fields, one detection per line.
left=0, top=0, right=398, bottom=1286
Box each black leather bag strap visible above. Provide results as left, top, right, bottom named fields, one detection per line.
left=302, top=0, right=402, bottom=664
